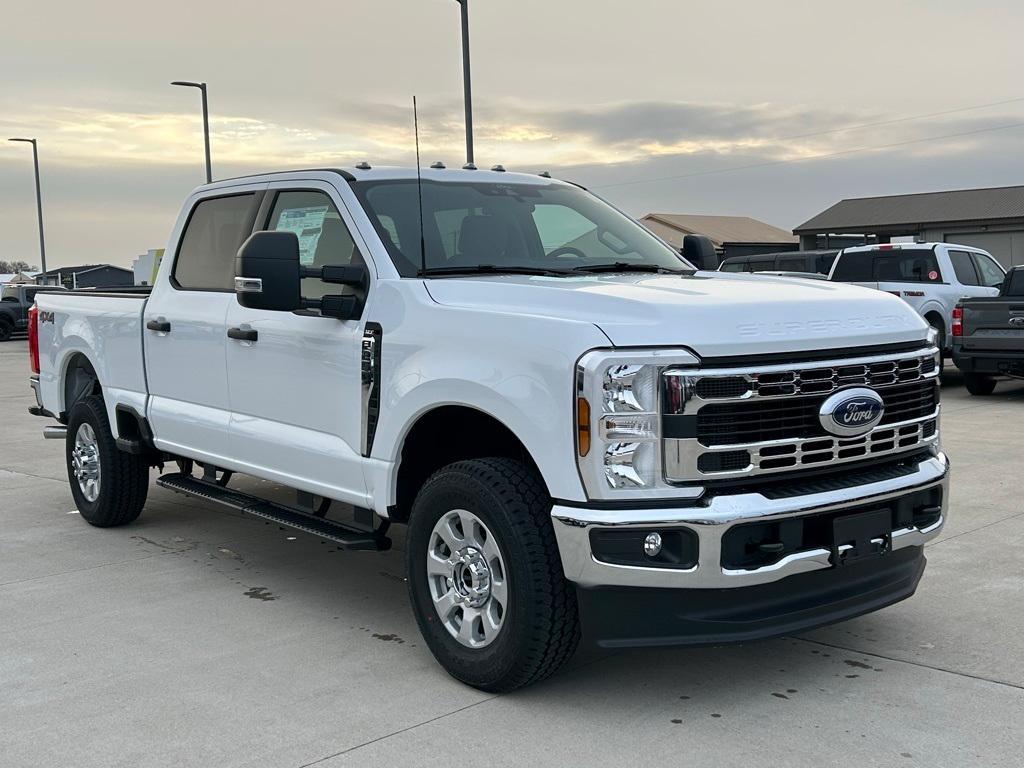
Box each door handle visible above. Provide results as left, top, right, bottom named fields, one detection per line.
left=146, top=319, right=171, bottom=333
left=227, top=326, right=258, bottom=342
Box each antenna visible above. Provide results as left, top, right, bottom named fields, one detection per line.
left=414, top=96, right=427, bottom=276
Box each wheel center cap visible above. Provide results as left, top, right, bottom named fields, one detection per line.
left=450, top=547, right=491, bottom=608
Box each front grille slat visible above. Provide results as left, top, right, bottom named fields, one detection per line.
left=696, top=379, right=937, bottom=447
left=664, top=348, right=941, bottom=483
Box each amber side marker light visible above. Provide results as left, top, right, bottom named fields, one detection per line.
left=577, top=397, right=591, bottom=456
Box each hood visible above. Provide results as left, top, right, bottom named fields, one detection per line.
left=424, top=271, right=927, bottom=357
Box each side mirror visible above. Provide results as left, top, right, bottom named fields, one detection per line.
left=682, top=234, right=719, bottom=271
left=235, top=231, right=302, bottom=311
left=234, top=230, right=370, bottom=320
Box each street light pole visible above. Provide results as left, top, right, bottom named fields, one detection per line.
left=7, top=138, right=47, bottom=274
left=171, top=81, right=212, bottom=183
left=455, top=0, right=474, bottom=165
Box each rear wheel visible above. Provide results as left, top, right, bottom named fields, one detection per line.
left=0, top=319, right=12, bottom=342
left=66, top=394, right=149, bottom=526
left=963, top=373, right=997, bottom=396
left=406, top=458, right=580, bottom=692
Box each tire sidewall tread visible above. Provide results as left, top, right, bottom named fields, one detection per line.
left=66, top=394, right=148, bottom=527
left=406, top=457, right=580, bottom=692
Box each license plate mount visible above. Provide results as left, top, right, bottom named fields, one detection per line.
left=832, top=509, right=892, bottom=567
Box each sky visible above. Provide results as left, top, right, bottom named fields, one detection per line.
left=2, top=0, right=1024, bottom=269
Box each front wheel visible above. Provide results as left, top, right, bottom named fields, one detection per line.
left=66, top=394, right=149, bottom=526
left=0, top=320, right=12, bottom=342
left=963, top=373, right=997, bottom=396
left=406, top=458, right=580, bottom=692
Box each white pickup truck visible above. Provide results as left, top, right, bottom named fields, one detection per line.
left=829, top=242, right=1006, bottom=353
left=29, top=167, right=949, bottom=691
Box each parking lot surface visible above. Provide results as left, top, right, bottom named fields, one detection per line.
left=2, top=338, right=1022, bottom=768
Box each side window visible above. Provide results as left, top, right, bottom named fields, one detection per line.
left=948, top=250, right=980, bottom=286
left=832, top=254, right=873, bottom=281
left=748, top=257, right=774, bottom=272
left=266, top=190, right=362, bottom=301
left=971, top=252, right=1006, bottom=288
left=720, top=261, right=745, bottom=272
left=174, top=194, right=256, bottom=291
left=776, top=256, right=806, bottom=272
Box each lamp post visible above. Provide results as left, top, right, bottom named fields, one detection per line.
left=454, top=0, right=474, bottom=165
left=171, top=81, right=212, bottom=183
left=7, top=138, right=47, bottom=275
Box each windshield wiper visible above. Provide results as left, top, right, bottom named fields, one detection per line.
left=571, top=262, right=688, bottom=274
left=420, top=265, right=571, bottom=277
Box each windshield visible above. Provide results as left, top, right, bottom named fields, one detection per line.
left=352, top=179, right=692, bottom=277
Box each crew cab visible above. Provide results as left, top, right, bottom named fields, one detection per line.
left=29, top=167, right=950, bottom=691
left=828, top=243, right=1005, bottom=352
left=0, top=283, right=64, bottom=341
left=952, top=265, right=1024, bottom=395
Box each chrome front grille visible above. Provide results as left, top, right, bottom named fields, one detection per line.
left=663, top=346, right=941, bottom=482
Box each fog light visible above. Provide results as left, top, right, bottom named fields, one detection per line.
left=643, top=532, right=663, bottom=557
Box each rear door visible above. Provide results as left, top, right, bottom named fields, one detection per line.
left=223, top=180, right=371, bottom=505
left=145, top=188, right=264, bottom=461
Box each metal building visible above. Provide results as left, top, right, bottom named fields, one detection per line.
left=794, top=185, right=1024, bottom=268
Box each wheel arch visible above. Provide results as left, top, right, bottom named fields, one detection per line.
left=60, top=351, right=102, bottom=419
left=389, top=404, right=545, bottom=525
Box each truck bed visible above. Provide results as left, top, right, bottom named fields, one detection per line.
left=35, top=291, right=150, bottom=429
left=954, top=296, right=1024, bottom=377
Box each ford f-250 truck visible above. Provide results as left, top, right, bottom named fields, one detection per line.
left=28, top=167, right=949, bottom=692
left=952, top=265, right=1024, bottom=395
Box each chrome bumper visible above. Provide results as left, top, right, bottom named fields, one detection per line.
left=552, top=452, right=949, bottom=589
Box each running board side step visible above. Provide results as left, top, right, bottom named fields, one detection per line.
left=155, top=472, right=390, bottom=551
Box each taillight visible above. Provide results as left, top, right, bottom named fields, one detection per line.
left=28, top=305, right=40, bottom=374
left=952, top=306, right=963, bottom=338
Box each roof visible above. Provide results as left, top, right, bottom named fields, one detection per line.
left=205, top=166, right=565, bottom=191
left=639, top=213, right=797, bottom=248
left=795, top=184, right=1024, bottom=234
left=41, top=264, right=133, bottom=276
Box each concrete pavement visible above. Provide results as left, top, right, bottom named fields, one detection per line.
left=1, top=338, right=1022, bottom=767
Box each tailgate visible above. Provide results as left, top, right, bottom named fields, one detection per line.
left=961, top=300, right=1024, bottom=352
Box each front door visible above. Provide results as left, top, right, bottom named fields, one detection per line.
left=224, top=182, right=370, bottom=506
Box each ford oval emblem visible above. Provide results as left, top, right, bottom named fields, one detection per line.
left=819, top=387, right=885, bottom=437
left=1009, top=317, right=1024, bottom=328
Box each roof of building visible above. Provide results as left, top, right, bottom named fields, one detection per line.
left=795, top=184, right=1024, bottom=234
left=40, top=264, right=133, bottom=276
left=639, top=213, right=797, bottom=248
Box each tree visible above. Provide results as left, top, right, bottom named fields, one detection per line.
left=0, top=260, right=38, bottom=273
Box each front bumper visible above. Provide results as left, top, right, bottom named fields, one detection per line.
left=552, top=451, right=948, bottom=590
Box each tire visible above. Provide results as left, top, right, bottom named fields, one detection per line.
left=66, top=394, right=149, bottom=526
left=406, top=458, right=580, bottom=692
left=0, top=319, right=12, bottom=342
left=963, top=373, right=997, bottom=396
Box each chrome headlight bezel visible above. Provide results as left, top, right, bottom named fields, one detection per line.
left=575, top=348, right=703, bottom=501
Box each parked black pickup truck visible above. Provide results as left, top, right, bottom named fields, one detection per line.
left=952, top=266, right=1024, bottom=395
left=0, top=284, right=65, bottom=341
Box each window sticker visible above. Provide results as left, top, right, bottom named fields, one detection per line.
left=276, top=206, right=329, bottom=265
left=928, top=270, right=939, bottom=281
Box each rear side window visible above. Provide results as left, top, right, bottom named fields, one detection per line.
left=833, top=249, right=942, bottom=283
left=720, top=261, right=746, bottom=272
left=748, top=257, right=774, bottom=272
left=948, top=250, right=980, bottom=286
left=173, top=194, right=257, bottom=291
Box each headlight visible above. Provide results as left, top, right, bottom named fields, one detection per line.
left=575, top=348, right=701, bottom=501
left=926, top=325, right=940, bottom=347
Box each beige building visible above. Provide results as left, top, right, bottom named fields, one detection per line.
left=638, top=213, right=797, bottom=259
